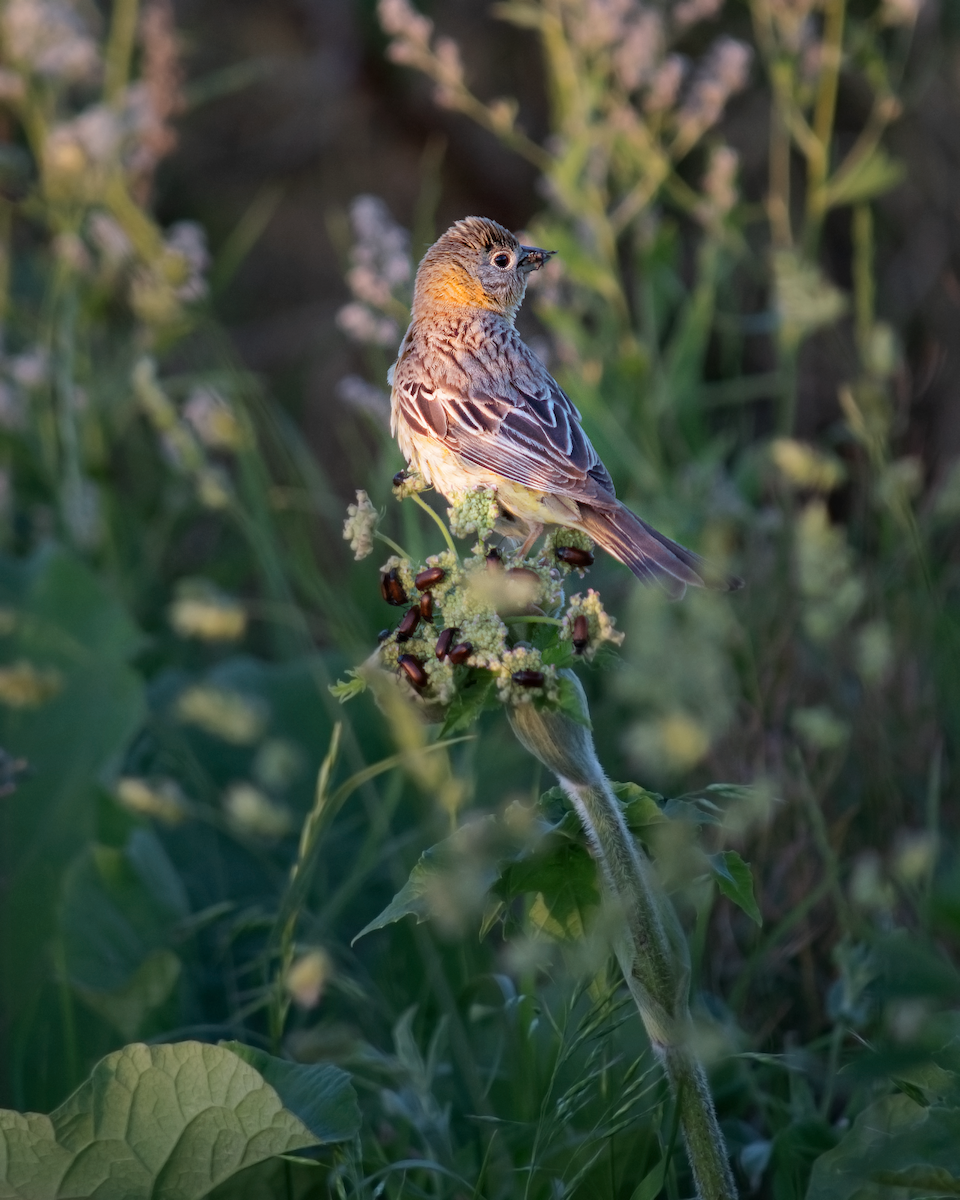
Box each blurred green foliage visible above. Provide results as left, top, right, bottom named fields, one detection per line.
left=0, top=0, right=956, bottom=1197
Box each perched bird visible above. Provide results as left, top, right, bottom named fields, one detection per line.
left=388, top=216, right=741, bottom=598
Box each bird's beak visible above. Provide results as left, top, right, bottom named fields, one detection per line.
left=518, top=245, right=556, bottom=274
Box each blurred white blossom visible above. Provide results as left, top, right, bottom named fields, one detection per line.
left=88, top=212, right=134, bottom=267
left=336, top=374, right=391, bottom=422
left=337, top=195, right=409, bottom=346
left=116, top=776, right=188, bottom=824
left=169, top=580, right=246, bottom=642
left=378, top=0, right=433, bottom=48
left=176, top=685, right=267, bottom=744
left=2, top=0, right=100, bottom=83
left=224, top=782, right=292, bottom=838
left=674, top=0, right=724, bottom=28
left=164, top=221, right=209, bottom=301
left=644, top=54, right=687, bottom=113
left=343, top=489, right=378, bottom=560
left=0, top=659, right=63, bottom=707
left=613, top=9, right=663, bottom=91
left=286, top=949, right=332, bottom=1009
left=676, top=37, right=752, bottom=145
left=337, top=301, right=399, bottom=346
left=183, top=387, right=245, bottom=451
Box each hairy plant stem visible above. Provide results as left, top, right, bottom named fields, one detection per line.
left=508, top=673, right=737, bottom=1200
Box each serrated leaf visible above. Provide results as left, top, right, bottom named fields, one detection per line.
left=612, top=781, right=668, bottom=828
left=353, top=817, right=499, bottom=941
left=709, top=850, right=762, bottom=925
left=662, top=796, right=724, bottom=826
left=0, top=1041, right=344, bottom=1200
left=495, top=842, right=600, bottom=943
left=439, top=672, right=495, bottom=737
left=221, top=1043, right=360, bottom=1143
left=328, top=670, right=366, bottom=703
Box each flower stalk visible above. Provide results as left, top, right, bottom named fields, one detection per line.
left=508, top=672, right=737, bottom=1200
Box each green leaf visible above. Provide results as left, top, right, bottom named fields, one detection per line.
left=0, top=1041, right=355, bottom=1200
left=821, top=147, right=906, bottom=210
left=0, top=547, right=147, bottom=1104
left=551, top=673, right=592, bottom=726
left=61, top=830, right=189, bottom=991
left=328, top=669, right=367, bottom=703
left=439, top=671, right=496, bottom=737
left=709, top=850, right=762, bottom=926
left=76, top=950, right=181, bottom=1043
left=495, top=842, right=600, bottom=942
left=630, top=1155, right=666, bottom=1200
left=806, top=1095, right=960, bottom=1199
left=352, top=817, right=500, bottom=941
left=612, top=781, right=668, bottom=828
left=220, top=1043, right=361, bottom=1144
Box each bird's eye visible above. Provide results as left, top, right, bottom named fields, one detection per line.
left=493, top=252, right=512, bottom=269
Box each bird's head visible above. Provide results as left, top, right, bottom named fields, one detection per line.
left=412, top=217, right=555, bottom=323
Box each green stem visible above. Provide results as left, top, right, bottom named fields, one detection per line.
left=508, top=674, right=736, bottom=1199
left=410, top=491, right=459, bottom=559
left=104, top=0, right=140, bottom=105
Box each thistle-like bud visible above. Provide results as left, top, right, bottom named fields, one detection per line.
left=507, top=670, right=602, bottom=787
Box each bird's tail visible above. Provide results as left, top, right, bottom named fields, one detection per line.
left=578, top=502, right=742, bottom=599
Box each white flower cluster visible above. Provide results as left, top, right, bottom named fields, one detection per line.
left=343, top=490, right=379, bottom=560
left=494, top=645, right=559, bottom=706
left=447, top=486, right=500, bottom=542
left=560, top=589, right=625, bottom=662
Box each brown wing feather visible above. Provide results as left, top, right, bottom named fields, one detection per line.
left=392, top=325, right=617, bottom=505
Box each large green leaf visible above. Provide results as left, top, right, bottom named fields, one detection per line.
left=806, top=1094, right=960, bottom=1199
left=353, top=817, right=500, bottom=942
left=222, top=1043, right=360, bottom=1144
left=60, top=829, right=191, bottom=1039
left=0, top=548, right=147, bottom=1107
left=0, top=1041, right=359, bottom=1200
left=493, top=841, right=600, bottom=942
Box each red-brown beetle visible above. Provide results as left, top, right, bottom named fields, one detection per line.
left=415, top=566, right=445, bottom=590
left=572, top=614, right=589, bottom=654
left=447, top=642, right=473, bottom=665
left=485, top=548, right=503, bottom=569
left=380, top=567, right=408, bottom=606
left=512, top=669, right=545, bottom=688
left=435, top=627, right=457, bottom=660
left=555, top=545, right=595, bottom=569
left=419, top=592, right=434, bottom=623
left=398, top=654, right=428, bottom=689
left=395, top=607, right=420, bottom=642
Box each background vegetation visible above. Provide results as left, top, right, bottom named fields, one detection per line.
left=0, top=0, right=959, bottom=1196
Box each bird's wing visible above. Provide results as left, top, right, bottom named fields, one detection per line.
left=393, top=333, right=617, bottom=505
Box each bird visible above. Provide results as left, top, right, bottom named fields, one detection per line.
left=388, top=216, right=741, bottom=599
